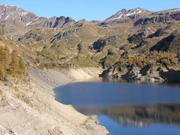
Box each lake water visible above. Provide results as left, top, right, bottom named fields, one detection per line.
left=54, top=82, right=180, bottom=135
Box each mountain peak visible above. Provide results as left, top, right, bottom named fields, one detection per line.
left=0, top=5, right=39, bottom=27
left=0, top=4, right=76, bottom=32
left=106, top=8, right=151, bottom=21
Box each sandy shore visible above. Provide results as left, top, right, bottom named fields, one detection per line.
left=0, top=67, right=109, bottom=135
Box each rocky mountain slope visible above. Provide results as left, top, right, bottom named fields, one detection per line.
left=0, top=25, right=108, bottom=134
left=0, top=5, right=180, bottom=81
left=0, top=5, right=75, bottom=37
left=0, top=4, right=180, bottom=135
left=105, top=8, right=151, bottom=21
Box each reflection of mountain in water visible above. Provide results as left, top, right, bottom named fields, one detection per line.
left=78, top=104, right=180, bottom=127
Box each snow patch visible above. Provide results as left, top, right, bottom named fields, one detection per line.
left=26, top=21, right=33, bottom=26
left=21, top=11, right=29, bottom=16
left=107, top=8, right=146, bottom=21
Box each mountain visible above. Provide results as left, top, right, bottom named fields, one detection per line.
left=0, top=5, right=179, bottom=82
left=103, top=8, right=180, bottom=28
left=105, top=8, right=151, bottom=21
left=0, top=5, right=180, bottom=135
left=0, top=5, right=76, bottom=36
left=43, top=16, right=75, bottom=28
left=0, top=5, right=39, bottom=26
left=134, top=8, right=180, bottom=26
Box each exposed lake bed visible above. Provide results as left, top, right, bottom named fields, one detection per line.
left=55, top=81, right=180, bottom=135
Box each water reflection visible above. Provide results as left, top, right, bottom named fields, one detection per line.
left=78, top=104, right=180, bottom=127
left=54, top=82, right=180, bottom=135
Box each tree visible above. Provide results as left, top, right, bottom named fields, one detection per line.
left=0, top=62, right=5, bottom=79
left=4, top=45, right=11, bottom=70
left=18, top=57, right=26, bottom=74
left=0, top=47, right=4, bottom=63
left=10, top=49, right=19, bottom=74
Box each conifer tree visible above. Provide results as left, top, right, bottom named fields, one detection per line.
left=0, top=62, right=5, bottom=79
left=4, top=45, right=11, bottom=70
left=18, top=57, right=26, bottom=74
left=10, top=49, right=19, bottom=74
left=0, top=47, right=4, bottom=63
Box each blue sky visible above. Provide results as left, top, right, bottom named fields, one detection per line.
left=0, top=0, right=180, bottom=21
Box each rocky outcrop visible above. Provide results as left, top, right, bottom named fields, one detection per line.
left=134, top=9, right=180, bottom=26
left=128, top=33, right=145, bottom=44
left=101, top=64, right=168, bottom=83
left=150, top=30, right=180, bottom=53
left=93, top=35, right=125, bottom=52
left=0, top=5, right=75, bottom=29
left=147, top=26, right=172, bottom=38
left=105, top=8, right=151, bottom=21
left=160, top=70, right=180, bottom=82
left=0, top=125, right=19, bottom=135
left=0, top=5, right=76, bottom=36
left=43, top=16, right=75, bottom=28
left=18, top=30, right=42, bottom=42
left=0, top=5, right=39, bottom=27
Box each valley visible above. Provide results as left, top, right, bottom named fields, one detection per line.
left=0, top=4, right=180, bottom=135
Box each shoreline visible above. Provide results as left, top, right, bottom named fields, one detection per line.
left=0, top=67, right=109, bottom=135
left=28, top=67, right=104, bottom=95
left=28, top=67, right=109, bottom=135
left=1, top=67, right=179, bottom=134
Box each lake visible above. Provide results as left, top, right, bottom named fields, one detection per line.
left=54, top=82, right=180, bottom=135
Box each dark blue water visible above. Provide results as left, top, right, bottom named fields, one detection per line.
left=54, top=82, right=180, bottom=135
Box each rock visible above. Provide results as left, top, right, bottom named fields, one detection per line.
left=134, top=9, right=180, bottom=26
left=150, top=30, right=180, bottom=53
left=122, top=70, right=139, bottom=81
left=92, top=35, right=122, bottom=52
left=43, top=16, right=75, bottom=28
left=0, top=125, right=19, bottom=135
left=160, top=69, right=180, bottom=82
left=100, top=64, right=167, bottom=83
left=105, top=8, right=151, bottom=21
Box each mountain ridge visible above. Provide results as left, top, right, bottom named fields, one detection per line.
left=105, top=8, right=151, bottom=21
left=0, top=4, right=180, bottom=135
left=0, top=5, right=179, bottom=78
left=0, top=5, right=76, bottom=36
left=1, top=5, right=180, bottom=30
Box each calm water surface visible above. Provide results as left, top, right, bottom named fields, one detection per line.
left=54, top=82, right=180, bottom=135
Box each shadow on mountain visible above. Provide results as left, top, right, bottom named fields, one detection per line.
left=150, top=35, right=175, bottom=51
left=160, top=70, right=180, bottom=83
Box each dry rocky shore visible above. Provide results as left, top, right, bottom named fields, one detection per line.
left=0, top=68, right=108, bottom=135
